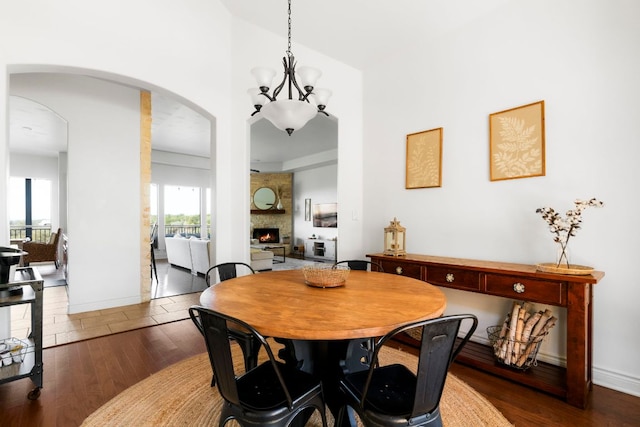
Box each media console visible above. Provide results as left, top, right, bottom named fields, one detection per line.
left=367, top=253, right=604, bottom=408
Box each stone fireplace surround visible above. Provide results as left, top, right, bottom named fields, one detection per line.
left=250, top=173, right=292, bottom=255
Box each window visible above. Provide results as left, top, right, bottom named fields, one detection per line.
left=9, top=177, right=52, bottom=242
left=206, top=188, right=211, bottom=239
left=164, top=185, right=201, bottom=237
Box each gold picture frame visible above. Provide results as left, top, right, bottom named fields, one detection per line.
left=405, top=127, right=443, bottom=189
left=489, top=100, right=545, bottom=181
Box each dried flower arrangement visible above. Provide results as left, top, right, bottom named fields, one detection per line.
left=536, top=198, right=604, bottom=268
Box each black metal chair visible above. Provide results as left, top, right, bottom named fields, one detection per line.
left=335, top=259, right=384, bottom=272
left=334, top=259, right=384, bottom=374
left=337, top=314, right=478, bottom=427
left=205, top=262, right=255, bottom=286
left=195, top=262, right=260, bottom=384
left=149, top=223, right=158, bottom=284
left=189, top=306, right=328, bottom=427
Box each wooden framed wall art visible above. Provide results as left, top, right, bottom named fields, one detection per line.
left=489, top=100, right=545, bottom=181
left=405, top=127, right=443, bottom=189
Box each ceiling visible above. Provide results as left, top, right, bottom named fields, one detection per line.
left=9, top=1, right=508, bottom=168
left=9, top=91, right=337, bottom=172
left=219, top=0, right=510, bottom=70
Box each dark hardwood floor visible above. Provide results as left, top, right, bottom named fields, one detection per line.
left=1, top=319, right=638, bottom=427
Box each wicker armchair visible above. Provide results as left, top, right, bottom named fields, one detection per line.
left=23, top=228, right=61, bottom=268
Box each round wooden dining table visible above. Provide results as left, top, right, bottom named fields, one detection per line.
left=198, top=269, right=447, bottom=340
left=198, top=269, right=447, bottom=426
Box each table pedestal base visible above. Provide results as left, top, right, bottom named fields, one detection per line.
left=278, top=339, right=366, bottom=427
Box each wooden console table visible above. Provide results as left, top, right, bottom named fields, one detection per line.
left=367, top=253, right=604, bottom=408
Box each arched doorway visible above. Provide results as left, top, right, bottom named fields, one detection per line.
left=7, top=68, right=215, bottom=312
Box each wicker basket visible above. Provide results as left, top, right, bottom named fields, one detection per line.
left=487, top=325, right=548, bottom=370
left=302, top=264, right=350, bottom=288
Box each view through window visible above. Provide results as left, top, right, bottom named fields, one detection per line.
left=9, top=177, right=52, bottom=242
left=164, top=185, right=201, bottom=238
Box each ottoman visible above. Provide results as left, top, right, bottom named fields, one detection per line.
left=250, top=248, right=274, bottom=271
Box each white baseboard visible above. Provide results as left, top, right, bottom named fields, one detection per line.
left=536, top=352, right=640, bottom=398
left=593, top=366, right=640, bottom=398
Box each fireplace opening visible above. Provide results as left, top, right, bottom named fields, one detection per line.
left=253, top=228, right=280, bottom=244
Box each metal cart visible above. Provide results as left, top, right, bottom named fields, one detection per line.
left=0, top=267, right=44, bottom=400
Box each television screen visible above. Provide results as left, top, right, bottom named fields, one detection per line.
left=313, top=203, right=337, bottom=228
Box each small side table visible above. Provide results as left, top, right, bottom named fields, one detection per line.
left=262, top=245, right=286, bottom=263
left=292, top=245, right=305, bottom=259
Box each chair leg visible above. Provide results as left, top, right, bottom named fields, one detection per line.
left=150, top=245, right=158, bottom=283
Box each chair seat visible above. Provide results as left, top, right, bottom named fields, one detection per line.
left=342, top=364, right=416, bottom=416
left=336, top=314, right=478, bottom=427
left=189, top=306, right=327, bottom=427
left=238, top=361, right=322, bottom=410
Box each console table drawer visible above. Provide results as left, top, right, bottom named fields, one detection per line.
left=483, top=274, right=566, bottom=306
left=378, top=260, right=422, bottom=280
left=426, top=266, right=481, bottom=291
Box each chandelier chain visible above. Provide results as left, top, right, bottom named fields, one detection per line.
left=287, top=0, right=292, bottom=56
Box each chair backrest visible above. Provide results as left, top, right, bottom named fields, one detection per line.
left=150, top=223, right=158, bottom=241
left=205, top=262, right=255, bottom=287
left=335, top=259, right=384, bottom=272
left=364, top=314, right=478, bottom=419
left=49, top=228, right=61, bottom=247
left=188, top=306, right=294, bottom=408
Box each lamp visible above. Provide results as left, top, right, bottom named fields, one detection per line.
left=384, top=218, right=407, bottom=257
left=248, top=0, right=331, bottom=135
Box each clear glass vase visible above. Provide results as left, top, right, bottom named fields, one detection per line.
left=556, top=243, right=570, bottom=268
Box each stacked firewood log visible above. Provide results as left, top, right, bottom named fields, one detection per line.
left=491, top=301, right=557, bottom=368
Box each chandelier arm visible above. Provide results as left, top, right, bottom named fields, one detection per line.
left=287, top=55, right=313, bottom=102
left=259, top=92, right=274, bottom=102
left=270, top=56, right=289, bottom=100
left=286, top=55, right=295, bottom=100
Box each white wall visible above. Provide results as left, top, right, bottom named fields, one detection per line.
left=11, top=74, right=143, bottom=313
left=292, top=164, right=338, bottom=248
left=361, top=0, right=640, bottom=396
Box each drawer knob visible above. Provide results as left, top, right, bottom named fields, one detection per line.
left=513, top=282, right=525, bottom=293
left=446, top=273, right=455, bottom=283
left=395, top=266, right=403, bottom=275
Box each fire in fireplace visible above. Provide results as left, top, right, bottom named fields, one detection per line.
left=253, top=228, right=280, bottom=244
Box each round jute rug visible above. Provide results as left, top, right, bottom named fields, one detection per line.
left=82, top=345, right=513, bottom=426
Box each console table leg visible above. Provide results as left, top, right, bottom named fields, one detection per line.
left=566, top=282, right=591, bottom=408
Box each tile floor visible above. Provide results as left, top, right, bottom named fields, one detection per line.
left=9, top=261, right=202, bottom=348
left=9, top=256, right=316, bottom=349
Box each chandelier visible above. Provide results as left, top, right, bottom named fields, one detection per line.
left=247, top=0, right=331, bottom=135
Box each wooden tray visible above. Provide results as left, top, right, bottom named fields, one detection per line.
left=536, top=263, right=594, bottom=275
